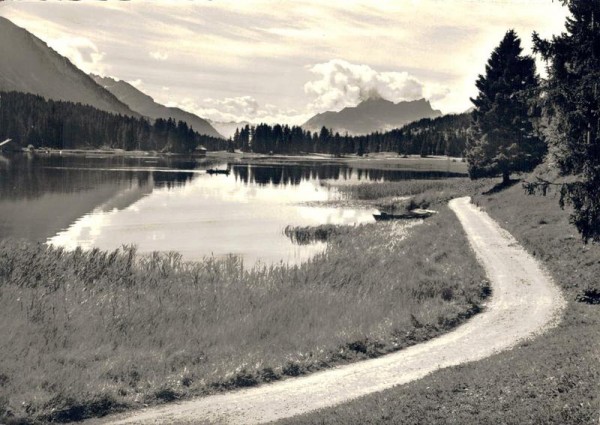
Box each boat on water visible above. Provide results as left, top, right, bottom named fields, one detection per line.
left=373, top=209, right=437, bottom=221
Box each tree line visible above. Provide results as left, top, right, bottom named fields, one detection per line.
left=231, top=113, right=469, bottom=157
left=0, top=91, right=227, bottom=153
left=466, top=0, right=600, bottom=242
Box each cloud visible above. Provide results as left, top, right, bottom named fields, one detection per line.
left=46, top=36, right=108, bottom=75
left=3, top=1, right=568, bottom=116
left=163, top=60, right=451, bottom=125
left=128, top=79, right=143, bottom=88
left=195, top=96, right=259, bottom=121
left=4, top=0, right=571, bottom=117
left=166, top=96, right=310, bottom=125
left=304, top=59, right=449, bottom=112
left=149, top=50, right=169, bottom=61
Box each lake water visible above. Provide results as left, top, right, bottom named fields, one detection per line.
left=0, top=154, right=465, bottom=266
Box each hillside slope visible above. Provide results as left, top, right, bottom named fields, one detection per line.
left=0, top=17, right=136, bottom=117
left=92, top=75, right=223, bottom=138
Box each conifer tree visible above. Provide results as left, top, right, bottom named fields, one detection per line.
left=468, top=30, right=545, bottom=184
left=531, top=0, right=600, bottom=241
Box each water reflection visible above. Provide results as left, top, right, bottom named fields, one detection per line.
left=231, top=162, right=464, bottom=186
left=0, top=155, right=206, bottom=241
left=0, top=154, right=10, bottom=168
left=47, top=167, right=374, bottom=266
left=1, top=154, right=463, bottom=265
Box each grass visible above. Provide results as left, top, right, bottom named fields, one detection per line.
left=278, top=167, right=600, bottom=425
left=0, top=198, right=488, bottom=423
left=335, top=178, right=490, bottom=210
left=283, top=224, right=353, bottom=245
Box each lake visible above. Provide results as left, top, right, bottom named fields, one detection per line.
left=0, top=153, right=465, bottom=266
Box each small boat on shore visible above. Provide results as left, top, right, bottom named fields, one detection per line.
left=373, top=209, right=437, bottom=221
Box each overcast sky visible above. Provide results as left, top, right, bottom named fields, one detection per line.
left=0, top=0, right=569, bottom=124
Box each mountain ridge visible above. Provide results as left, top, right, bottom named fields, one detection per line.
left=303, top=98, right=442, bottom=135
left=0, top=16, right=137, bottom=117
left=91, top=75, right=224, bottom=139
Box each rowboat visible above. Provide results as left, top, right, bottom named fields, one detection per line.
left=373, top=209, right=436, bottom=221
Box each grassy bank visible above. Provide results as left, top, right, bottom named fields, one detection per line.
left=279, top=171, right=600, bottom=425
left=335, top=177, right=487, bottom=202
left=0, top=201, right=488, bottom=423
left=334, top=177, right=491, bottom=215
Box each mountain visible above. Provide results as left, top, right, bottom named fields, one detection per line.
left=92, top=75, right=223, bottom=139
left=0, top=17, right=136, bottom=117
left=209, top=120, right=251, bottom=139
left=302, top=98, right=442, bottom=135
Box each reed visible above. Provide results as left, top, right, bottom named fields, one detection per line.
left=283, top=224, right=353, bottom=244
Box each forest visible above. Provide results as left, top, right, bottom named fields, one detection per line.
left=231, top=113, right=469, bottom=157
left=0, top=91, right=227, bottom=153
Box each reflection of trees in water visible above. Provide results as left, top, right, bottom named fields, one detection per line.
left=231, top=163, right=464, bottom=186
left=153, top=172, right=195, bottom=190
left=232, top=164, right=345, bottom=186
left=3, top=156, right=466, bottom=199
left=0, top=155, right=214, bottom=243
left=1, top=158, right=146, bottom=200
left=0, top=155, right=206, bottom=200
left=230, top=164, right=349, bottom=186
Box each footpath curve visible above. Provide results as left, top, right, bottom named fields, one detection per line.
left=89, top=196, right=565, bottom=425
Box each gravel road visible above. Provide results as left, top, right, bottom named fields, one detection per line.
left=88, top=196, right=565, bottom=425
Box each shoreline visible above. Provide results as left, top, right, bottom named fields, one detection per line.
left=3, top=149, right=467, bottom=173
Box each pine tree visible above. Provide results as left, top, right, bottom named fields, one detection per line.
left=532, top=0, right=600, bottom=242
left=468, top=30, right=546, bottom=184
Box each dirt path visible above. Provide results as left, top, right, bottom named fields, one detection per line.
left=89, top=196, right=565, bottom=425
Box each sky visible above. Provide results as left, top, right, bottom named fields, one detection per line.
left=0, top=0, right=570, bottom=125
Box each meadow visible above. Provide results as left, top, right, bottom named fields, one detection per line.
left=0, top=181, right=489, bottom=423
left=334, top=177, right=489, bottom=207
left=280, top=166, right=600, bottom=425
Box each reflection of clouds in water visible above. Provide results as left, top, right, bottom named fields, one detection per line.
left=48, top=208, right=115, bottom=250
left=98, top=181, right=152, bottom=212
left=296, top=206, right=375, bottom=226
left=182, top=173, right=335, bottom=205
left=49, top=183, right=149, bottom=250
left=48, top=170, right=374, bottom=266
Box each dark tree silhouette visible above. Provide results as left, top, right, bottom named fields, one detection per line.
left=530, top=0, right=600, bottom=242
left=467, top=30, right=546, bottom=184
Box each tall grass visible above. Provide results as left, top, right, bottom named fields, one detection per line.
left=284, top=224, right=353, bottom=244
left=0, top=203, right=487, bottom=423
left=335, top=178, right=489, bottom=202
